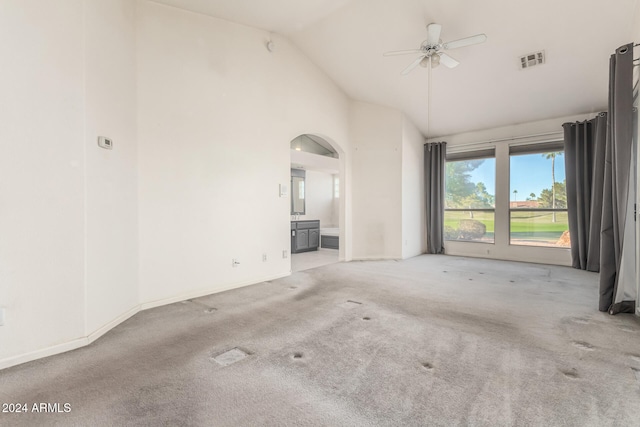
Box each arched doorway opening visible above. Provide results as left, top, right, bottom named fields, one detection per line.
left=289, top=134, right=342, bottom=272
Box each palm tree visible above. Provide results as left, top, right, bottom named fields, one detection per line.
left=543, top=152, right=563, bottom=222
left=513, top=189, right=518, bottom=202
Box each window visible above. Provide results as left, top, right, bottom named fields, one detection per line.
left=444, top=150, right=496, bottom=243
left=509, top=143, right=569, bottom=247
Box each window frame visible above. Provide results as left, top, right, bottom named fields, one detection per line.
left=508, top=143, right=568, bottom=248
left=444, top=149, right=497, bottom=244
left=441, top=137, right=571, bottom=267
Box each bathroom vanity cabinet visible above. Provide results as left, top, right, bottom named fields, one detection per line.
left=291, top=220, right=320, bottom=253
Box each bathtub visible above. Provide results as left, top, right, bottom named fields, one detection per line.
left=320, top=227, right=339, bottom=249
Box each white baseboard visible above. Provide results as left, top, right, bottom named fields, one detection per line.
left=0, top=305, right=141, bottom=371
left=0, top=271, right=291, bottom=371
left=87, top=305, right=140, bottom=344
left=0, top=337, right=88, bottom=371
left=140, top=272, right=291, bottom=311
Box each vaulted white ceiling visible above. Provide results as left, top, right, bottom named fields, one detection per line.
left=150, top=0, right=640, bottom=137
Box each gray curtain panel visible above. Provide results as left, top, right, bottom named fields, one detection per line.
left=599, top=42, right=635, bottom=314
left=424, top=142, right=446, bottom=254
left=564, top=43, right=634, bottom=313
left=563, top=113, right=607, bottom=272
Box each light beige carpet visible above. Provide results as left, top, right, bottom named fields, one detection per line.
left=1, top=255, right=640, bottom=426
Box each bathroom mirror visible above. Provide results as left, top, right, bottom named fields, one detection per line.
left=291, top=169, right=305, bottom=215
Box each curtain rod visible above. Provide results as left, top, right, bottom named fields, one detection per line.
left=442, top=131, right=563, bottom=149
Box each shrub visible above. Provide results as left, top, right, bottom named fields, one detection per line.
left=444, top=225, right=458, bottom=240
left=457, top=219, right=486, bottom=240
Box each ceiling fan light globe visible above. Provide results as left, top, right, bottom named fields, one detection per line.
left=419, top=57, right=430, bottom=68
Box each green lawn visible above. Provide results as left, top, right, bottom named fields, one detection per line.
left=444, top=210, right=569, bottom=246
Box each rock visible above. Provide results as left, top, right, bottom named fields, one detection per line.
left=557, top=230, right=571, bottom=247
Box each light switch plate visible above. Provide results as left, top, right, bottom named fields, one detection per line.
left=279, top=184, right=288, bottom=197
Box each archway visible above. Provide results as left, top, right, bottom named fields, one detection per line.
left=289, top=134, right=345, bottom=271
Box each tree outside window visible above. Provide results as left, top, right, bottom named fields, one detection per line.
left=444, top=158, right=495, bottom=242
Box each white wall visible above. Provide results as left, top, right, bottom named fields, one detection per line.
left=298, top=170, right=335, bottom=227
left=290, top=149, right=339, bottom=174
left=0, top=0, right=86, bottom=364
left=290, top=149, right=339, bottom=227
left=136, top=1, right=351, bottom=306
left=402, top=117, right=426, bottom=259
left=332, top=174, right=340, bottom=227
left=433, top=113, right=595, bottom=266
left=84, top=0, right=139, bottom=335
left=350, top=101, right=404, bottom=259
left=0, top=0, right=353, bottom=369
left=0, top=0, right=139, bottom=368
left=350, top=101, right=426, bottom=260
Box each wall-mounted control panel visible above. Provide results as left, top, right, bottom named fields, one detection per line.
left=98, top=136, right=113, bottom=150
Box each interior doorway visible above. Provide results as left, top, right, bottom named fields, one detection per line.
left=289, top=134, right=341, bottom=272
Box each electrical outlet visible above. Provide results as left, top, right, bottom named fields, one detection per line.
left=232, top=258, right=240, bottom=267
left=282, top=250, right=288, bottom=259
left=262, top=253, right=267, bottom=262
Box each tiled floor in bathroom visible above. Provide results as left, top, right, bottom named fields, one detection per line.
left=291, top=248, right=339, bottom=272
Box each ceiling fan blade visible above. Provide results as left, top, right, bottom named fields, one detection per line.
left=438, top=53, right=460, bottom=68
left=383, top=49, right=424, bottom=57
left=443, top=33, right=487, bottom=50
left=427, top=23, right=442, bottom=46
left=401, top=55, right=426, bottom=75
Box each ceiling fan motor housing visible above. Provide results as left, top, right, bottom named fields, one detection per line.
left=421, top=40, right=442, bottom=54
left=383, top=23, right=486, bottom=74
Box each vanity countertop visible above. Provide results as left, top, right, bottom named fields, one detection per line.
left=291, top=220, right=320, bottom=230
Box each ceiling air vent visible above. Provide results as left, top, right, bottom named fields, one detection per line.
left=520, top=50, right=545, bottom=69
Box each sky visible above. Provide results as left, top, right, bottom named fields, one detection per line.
left=468, top=153, right=565, bottom=201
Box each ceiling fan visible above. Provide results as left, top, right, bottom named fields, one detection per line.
left=384, top=23, right=487, bottom=75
